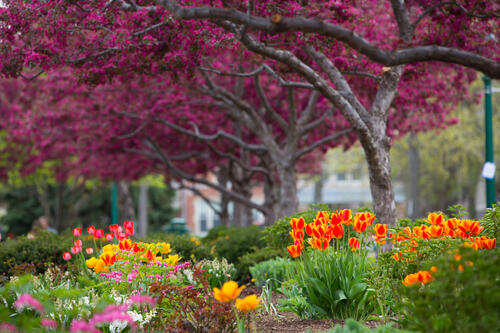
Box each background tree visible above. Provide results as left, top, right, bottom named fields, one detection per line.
left=1, top=0, right=497, bottom=226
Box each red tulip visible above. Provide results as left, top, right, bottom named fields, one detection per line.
left=62, top=252, right=71, bottom=261
left=87, top=226, right=95, bottom=235
left=72, top=228, right=82, bottom=237
left=74, top=240, right=82, bottom=247
left=348, top=237, right=360, bottom=251
left=287, top=244, right=301, bottom=258
left=70, top=246, right=82, bottom=255
left=109, top=224, right=119, bottom=232
left=95, top=229, right=104, bottom=238
left=104, top=233, right=114, bottom=241
left=124, top=221, right=134, bottom=229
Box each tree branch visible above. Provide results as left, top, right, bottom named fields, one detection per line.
left=294, top=128, right=352, bottom=160
left=143, top=138, right=268, bottom=213
left=154, top=0, right=500, bottom=78
left=253, top=74, right=288, bottom=130
left=390, top=0, right=413, bottom=42
left=297, top=90, right=320, bottom=126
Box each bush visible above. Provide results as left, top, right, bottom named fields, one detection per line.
left=204, top=226, right=265, bottom=265
left=139, top=233, right=212, bottom=262
left=401, top=246, right=500, bottom=332
left=481, top=202, right=500, bottom=239
left=249, top=256, right=289, bottom=290
left=237, top=247, right=283, bottom=283
left=0, top=232, right=75, bottom=276
left=326, top=319, right=409, bottom=333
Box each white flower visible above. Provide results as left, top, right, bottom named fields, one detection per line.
left=109, top=320, right=128, bottom=333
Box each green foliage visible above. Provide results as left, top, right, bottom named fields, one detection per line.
left=397, top=217, right=427, bottom=229
left=401, top=246, right=500, bottom=332
left=139, top=233, right=212, bottom=262
left=326, top=319, right=410, bottom=333
left=284, top=249, right=375, bottom=320
left=0, top=186, right=43, bottom=235
left=195, top=258, right=236, bottom=289
left=446, top=204, right=468, bottom=219
left=262, top=203, right=330, bottom=250
left=249, top=256, right=290, bottom=290
left=236, top=247, right=283, bottom=283
left=204, top=225, right=265, bottom=265
left=0, top=232, right=75, bottom=276
left=481, top=202, right=500, bottom=239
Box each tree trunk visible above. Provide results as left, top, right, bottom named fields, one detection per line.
left=313, top=168, right=326, bottom=203
left=408, top=133, right=420, bottom=219
left=363, top=139, right=396, bottom=227
left=118, top=181, right=136, bottom=221
left=277, top=166, right=299, bottom=218
left=55, top=182, right=65, bottom=232
left=232, top=181, right=253, bottom=227
left=138, top=184, right=148, bottom=237
left=216, top=167, right=231, bottom=227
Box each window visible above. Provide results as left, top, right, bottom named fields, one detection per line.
left=200, top=212, right=207, bottom=232
left=336, top=173, right=346, bottom=181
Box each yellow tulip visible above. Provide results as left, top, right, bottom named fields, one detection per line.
left=86, top=257, right=98, bottom=269
left=235, top=294, right=261, bottom=312
left=213, top=281, right=245, bottom=302
left=156, top=242, right=171, bottom=254
left=93, top=259, right=108, bottom=273
left=164, top=254, right=181, bottom=266
left=102, top=244, right=118, bottom=253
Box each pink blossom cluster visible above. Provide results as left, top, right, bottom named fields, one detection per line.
left=13, top=294, right=45, bottom=315
left=99, top=271, right=123, bottom=284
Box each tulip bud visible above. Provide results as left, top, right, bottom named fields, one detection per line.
left=62, top=252, right=71, bottom=261
left=104, top=233, right=113, bottom=242
left=72, top=228, right=82, bottom=237
left=70, top=246, right=82, bottom=255
left=74, top=240, right=82, bottom=247
left=85, top=248, right=94, bottom=255
left=95, top=229, right=104, bottom=238
left=87, top=226, right=95, bottom=235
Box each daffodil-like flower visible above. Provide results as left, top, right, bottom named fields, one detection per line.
left=213, top=281, right=245, bottom=303
left=86, top=257, right=98, bottom=269
left=235, top=294, right=261, bottom=312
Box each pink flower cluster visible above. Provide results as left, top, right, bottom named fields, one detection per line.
left=99, top=271, right=123, bottom=284
left=13, top=294, right=45, bottom=314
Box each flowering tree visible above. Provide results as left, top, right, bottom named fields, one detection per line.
left=1, top=0, right=497, bottom=225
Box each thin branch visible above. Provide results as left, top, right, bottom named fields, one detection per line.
left=206, top=142, right=270, bottom=176
left=253, top=74, right=288, bottom=130
left=172, top=181, right=221, bottom=214
left=67, top=48, right=119, bottom=64
left=294, top=128, right=352, bottom=160
left=299, top=107, right=332, bottom=135
left=340, top=71, right=381, bottom=82
left=199, top=64, right=314, bottom=89
left=20, top=71, right=45, bottom=81
left=390, top=0, right=413, bottom=42
left=132, top=22, right=168, bottom=37
left=116, top=121, right=151, bottom=139
left=143, top=138, right=268, bottom=213
left=298, top=90, right=320, bottom=126
left=286, top=86, right=297, bottom=130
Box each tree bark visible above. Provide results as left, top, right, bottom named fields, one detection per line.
left=138, top=183, right=148, bottom=237
left=313, top=167, right=326, bottom=203
left=118, top=181, right=136, bottom=221
left=408, top=133, right=420, bottom=219
left=277, top=165, right=299, bottom=218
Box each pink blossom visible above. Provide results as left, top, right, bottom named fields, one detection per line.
left=41, top=318, right=58, bottom=329
left=0, top=323, right=17, bottom=332
left=13, top=294, right=45, bottom=314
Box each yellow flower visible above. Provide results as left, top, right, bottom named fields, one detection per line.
left=102, top=244, right=118, bottom=253
left=93, top=259, right=108, bottom=273
left=190, top=237, right=200, bottom=246
left=213, top=281, right=245, bottom=302
left=236, top=295, right=261, bottom=312
left=156, top=242, right=171, bottom=254
left=164, top=254, right=181, bottom=266
left=86, top=257, right=98, bottom=269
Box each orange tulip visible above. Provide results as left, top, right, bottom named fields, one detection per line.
left=119, top=239, right=133, bottom=251
left=353, top=219, right=367, bottom=233
left=402, top=270, right=432, bottom=286
left=289, top=217, right=305, bottom=230
left=427, top=212, right=444, bottom=226
left=305, top=223, right=315, bottom=236
left=235, top=294, right=261, bottom=312
left=348, top=237, right=360, bottom=251
left=481, top=238, right=496, bottom=250
left=100, top=252, right=116, bottom=266
left=312, top=224, right=327, bottom=239
left=329, top=223, right=344, bottom=239
left=392, top=252, right=400, bottom=261
left=289, top=229, right=304, bottom=240
left=428, top=225, right=443, bottom=238
left=287, top=244, right=302, bottom=258
left=313, top=237, right=329, bottom=251
left=213, top=281, right=245, bottom=303
left=456, top=219, right=482, bottom=237
left=374, top=224, right=388, bottom=237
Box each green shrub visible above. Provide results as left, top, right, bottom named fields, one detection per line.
left=0, top=232, right=75, bottom=276
left=481, top=202, right=500, bottom=239
left=249, top=255, right=289, bottom=290
left=283, top=248, right=375, bottom=320
left=401, top=246, right=500, bottom=332
left=237, top=247, right=283, bottom=282
left=195, top=257, right=236, bottom=289
left=205, top=226, right=264, bottom=264
left=139, top=233, right=212, bottom=262
left=326, top=319, right=410, bottom=333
